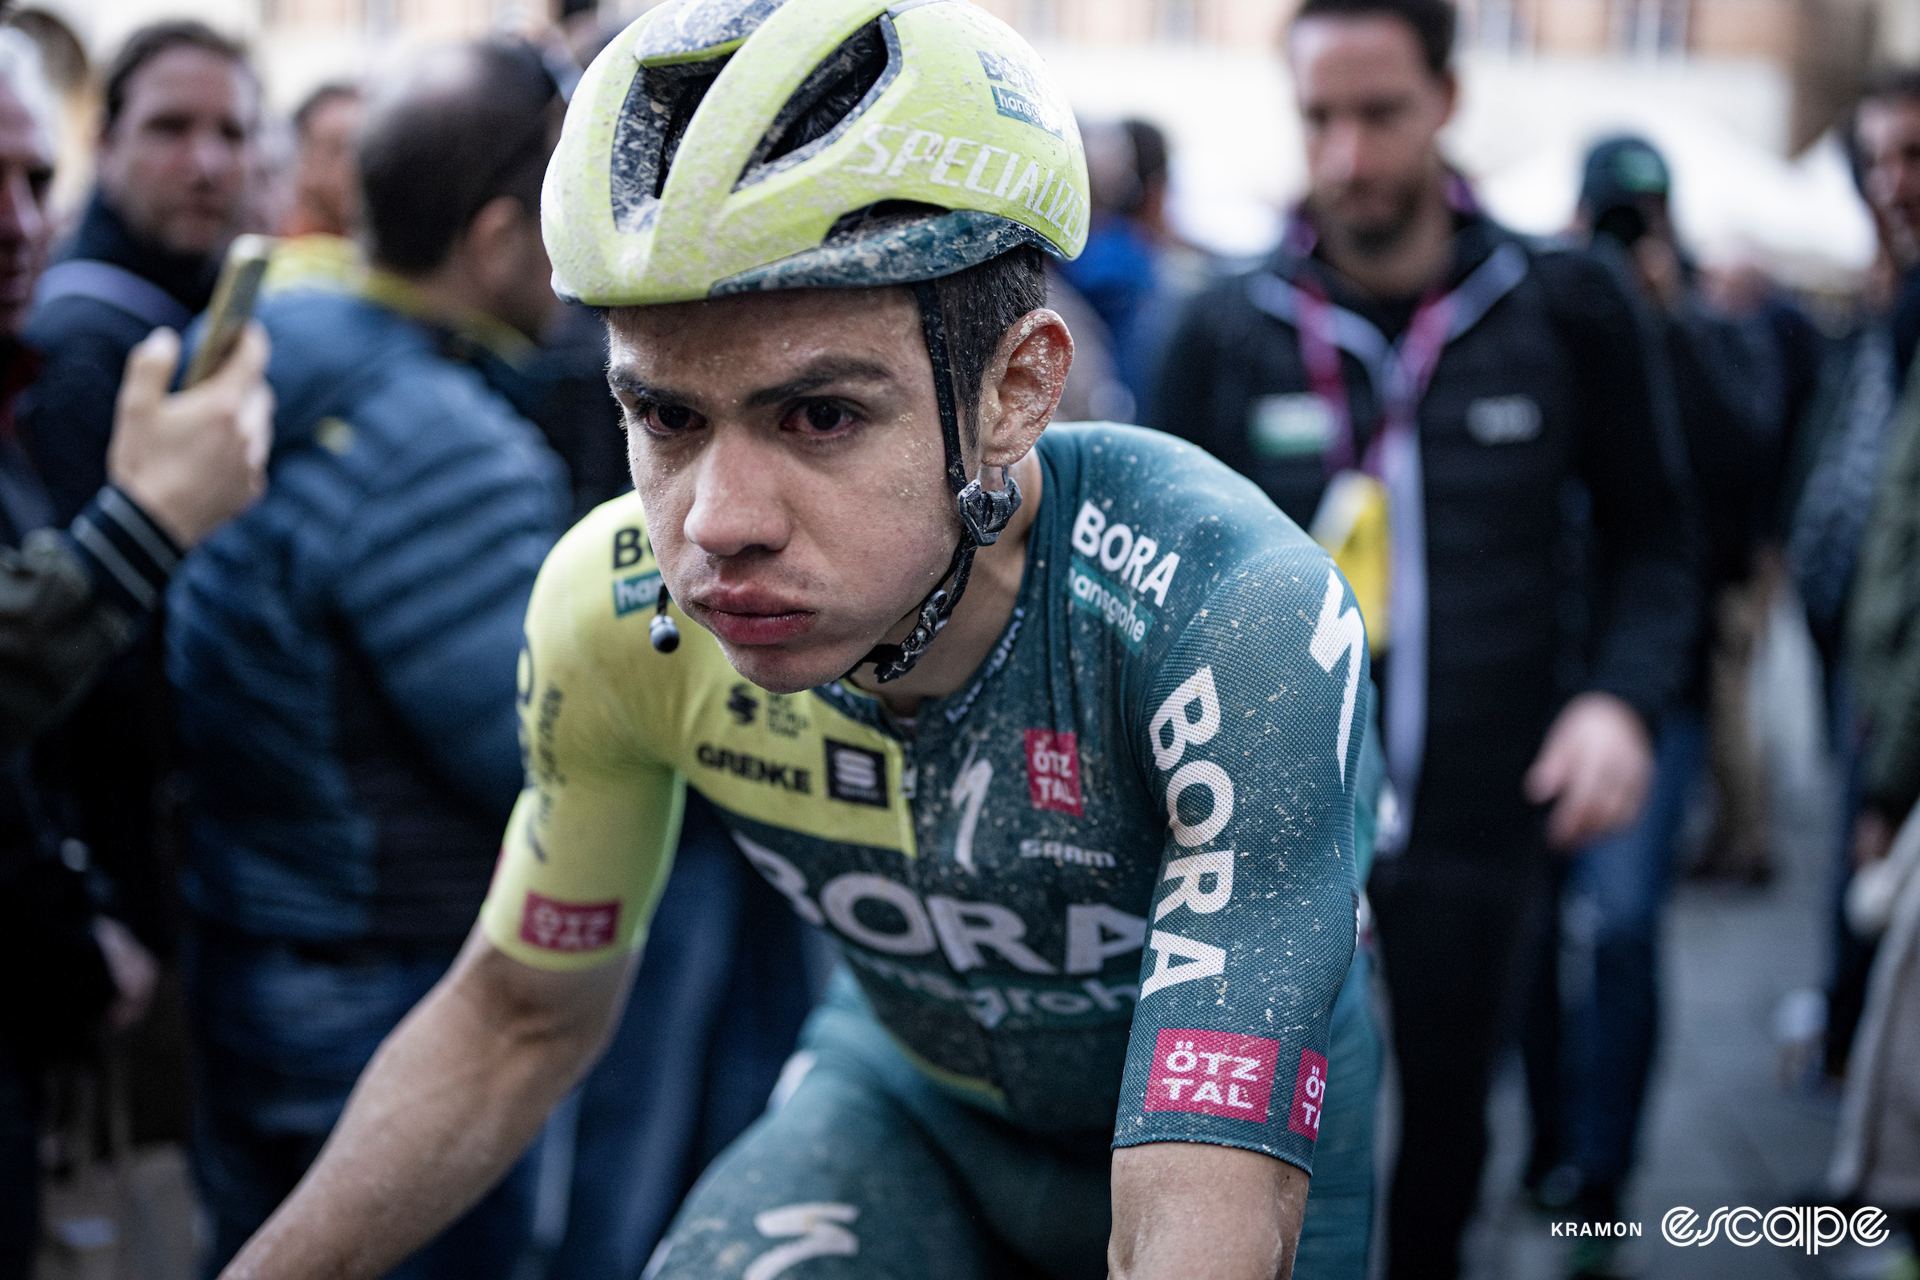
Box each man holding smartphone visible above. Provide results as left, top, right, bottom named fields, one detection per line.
left=0, top=30, right=271, bottom=1279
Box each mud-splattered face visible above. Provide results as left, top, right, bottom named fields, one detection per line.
left=605, top=287, right=961, bottom=694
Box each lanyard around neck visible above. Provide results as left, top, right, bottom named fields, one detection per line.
left=1295, top=278, right=1453, bottom=475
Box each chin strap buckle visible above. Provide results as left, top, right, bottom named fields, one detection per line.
left=860, top=465, right=1022, bottom=683
left=957, top=466, right=1023, bottom=546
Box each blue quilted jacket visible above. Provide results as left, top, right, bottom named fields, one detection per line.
left=168, top=288, right=570, bottom=944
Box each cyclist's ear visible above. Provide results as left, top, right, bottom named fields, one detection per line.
left=976, top=307, right=1073, bottom=470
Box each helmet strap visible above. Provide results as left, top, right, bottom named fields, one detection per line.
left=851, top=281, right=1021, bottom=684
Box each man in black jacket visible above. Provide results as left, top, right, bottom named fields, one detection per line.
left=1147, top=0, right=1697, bottom=1274
left=0, top=30, right=269, bottom=1278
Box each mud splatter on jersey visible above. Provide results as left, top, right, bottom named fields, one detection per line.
left=481, top=423, right=1366, bottom=1172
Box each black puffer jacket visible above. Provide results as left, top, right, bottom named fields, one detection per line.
left=1149, top=212, right=1699, bottom=852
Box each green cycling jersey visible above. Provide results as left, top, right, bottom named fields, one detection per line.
left=482, top=421, right=1369, bottom=1172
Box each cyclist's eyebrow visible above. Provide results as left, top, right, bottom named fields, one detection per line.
left=606, top=372, right=688, bottom=406
left=743, top=357, right=896, bottom=409
left=607, top=358, right=894, bottom=412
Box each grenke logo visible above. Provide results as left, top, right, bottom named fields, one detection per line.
left=695, top=744, right=811, bottom=794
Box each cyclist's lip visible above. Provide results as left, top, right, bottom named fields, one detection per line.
left=686, top=590, right=816, bottom=646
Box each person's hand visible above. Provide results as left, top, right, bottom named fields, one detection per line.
left=1524, top=692, right=1654, bottom=851
left=1854, top=809, right=1897, bottom=869
left=92, top=915, right=159, bottom=1031
left=107, top=324, right=273, bottom=550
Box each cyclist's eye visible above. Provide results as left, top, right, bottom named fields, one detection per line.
left=791, top=401, right=855, bottom=435
left=644, top=403, right=703, bottom=434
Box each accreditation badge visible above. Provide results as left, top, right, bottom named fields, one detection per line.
left=1309, top=470, right=1390, bottom=658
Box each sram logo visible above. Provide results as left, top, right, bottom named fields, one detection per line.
left=1070, top=502, right=1181, bottom=605
left=1141, top=667, right=1235, bottom=998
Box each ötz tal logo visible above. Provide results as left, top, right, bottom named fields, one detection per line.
left=1660, top=1205, right=1891, bottom=1254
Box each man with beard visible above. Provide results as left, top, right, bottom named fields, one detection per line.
left=1149, top=0, right=1697, bottom=1274
left=23, top=20, right=256, bottom=521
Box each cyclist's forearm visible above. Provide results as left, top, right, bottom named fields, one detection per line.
left=221, top=934, right=628, bottom=1280
left=1108, top=1143, right=1308, bottom=1280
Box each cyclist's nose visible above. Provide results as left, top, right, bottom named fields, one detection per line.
left=681, top=428, right=793, bottom=559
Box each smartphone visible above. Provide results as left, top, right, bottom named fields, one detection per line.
left=183, top=234, right=277, bottom=387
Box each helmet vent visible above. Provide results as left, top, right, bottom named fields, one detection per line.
left=824, top=201, right=948, bottom=245
left=609, top=54, right=732, bottom=233
left=738, top=18, right=898, bottom=189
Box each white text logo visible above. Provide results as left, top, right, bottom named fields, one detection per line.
left=1660, top=1205, right=1890, bottom=1254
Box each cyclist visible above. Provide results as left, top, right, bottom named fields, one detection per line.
left=222, top=2, right=1378, bottom=1277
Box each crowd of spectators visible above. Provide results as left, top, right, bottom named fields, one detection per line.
left=0, top=1, right=1917, bottom=1278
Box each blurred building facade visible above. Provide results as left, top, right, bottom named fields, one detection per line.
left=17, top=0, right=1920, bottom=118
left=2, top=0, right=1902, bottom=278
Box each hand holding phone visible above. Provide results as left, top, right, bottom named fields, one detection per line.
left=184, top=234, right=276, bottom=388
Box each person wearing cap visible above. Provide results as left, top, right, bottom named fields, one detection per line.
left=212, top=1, right=1385, bottom=1278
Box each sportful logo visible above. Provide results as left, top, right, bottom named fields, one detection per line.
left=825, top=740, right=888, bottom=807
left=842, top=125, right=1087, bottom=243
left=1661, top=1206, right=1891, bottom=1254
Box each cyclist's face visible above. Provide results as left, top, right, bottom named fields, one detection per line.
left=606, top=288, right=963, bottom=694
left=1290, top=15, right=1454, bottom=250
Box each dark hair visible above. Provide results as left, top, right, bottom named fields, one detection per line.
left=293, top=79, right=360, bottom=138
left=934, top=244, right=1048, bottom=443
left=358, top=38, right=560, bottom=274
left=1290, top=0, right=1457, bottom=78
left=102, top=20, right=253, bottom=131
left=1860, top=65, right=1920, bottom=108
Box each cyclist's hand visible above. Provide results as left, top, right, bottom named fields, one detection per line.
left=1524, top=692, right=1653, bottom=851
left=107, top=324, right=273, bottom=549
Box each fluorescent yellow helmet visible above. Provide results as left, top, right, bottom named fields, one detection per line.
left=544, top=0, right=1089, bottom=305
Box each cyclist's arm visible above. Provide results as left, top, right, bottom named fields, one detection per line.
left=220, top=929, right=634, bottom=1280
left=1110, top=1143, right=1308, bottom=1279
left=1110, top=543, right=1366, bottom=1278
left=223, top=511, right=684, bottom=1280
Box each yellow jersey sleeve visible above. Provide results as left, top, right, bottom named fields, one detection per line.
left=479, top=495, right=685, bottom=971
